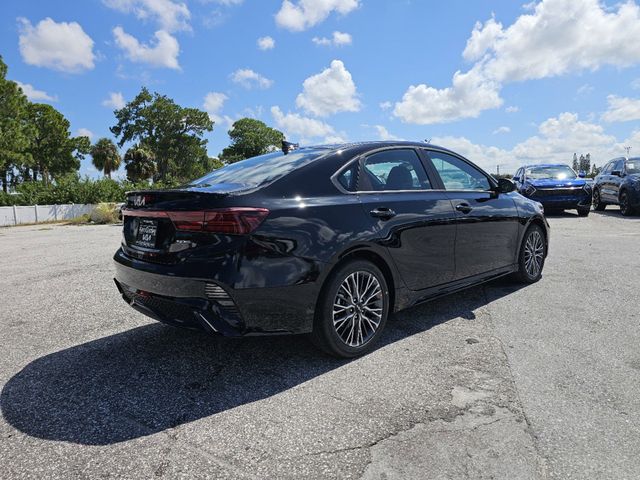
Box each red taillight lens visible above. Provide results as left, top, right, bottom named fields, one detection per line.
left=162, top=208, right=269, bottom=234
left=204, top=208, right=270, bottom=234
left=166, top=211, right=205, bottom=232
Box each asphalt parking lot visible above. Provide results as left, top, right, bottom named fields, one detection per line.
left=1, top=211, right=639, bottom=479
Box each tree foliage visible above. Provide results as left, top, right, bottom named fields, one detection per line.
left=110, top=87, right=213, bottom=182
left=0, top=56, right=33, bottom=192
left=124, top=144, right=157, bottom=182
left=219, top=118, right=284, bottom=163
left=90, top=138, right=121, bottom=178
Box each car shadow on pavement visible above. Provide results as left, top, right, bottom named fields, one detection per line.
left=1, top=279, right=524, bottom=446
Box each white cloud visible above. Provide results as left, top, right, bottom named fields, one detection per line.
left=493, top=126, right=510, bottom=135
left=577, top=84, right=594, bottom=96
left=76, top=128, right=94, bottom=140
left=271, top=106, right=336, bottom=141
left=16, top=81, right=57, bottom=102
left=373, top=125, right=402, bottom=141
left=230, top=68, right=273, bottom=89
left=211, top=0, right=243, bottom=4
left=203, top=91, right=229, bottom=125
left=505, top=106, right=519, bottom=113
left=433, top=112, right=624, bottom=173
left=102, top=92, right=126, bottom=109
left=275, top=0, right=359, bottom=32
left=113, top=27, right=180, bottom=69
left=395, top=0, right=640, bottom=125
left=103, top=0, right=190, bottom=32
left=18, top=17, right=95, bottom=73
left=601, top=95, right=640, bottom=123
left=379, top=101, right=393, bottom=111
left=257, top=36, right=275, bottom=50
left=394, top=66, right=502, bottom=124
left=312, top=31, right=352, bottom=47
left=296, top=60, right=361, bottom=117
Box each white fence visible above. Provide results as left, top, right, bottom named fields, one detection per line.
left=0, top=204, right=95, bottom=227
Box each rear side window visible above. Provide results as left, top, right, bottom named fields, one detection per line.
left=336, top=163, right=358, bottom=192
left=428, top=151, right=491, bottom=191
left=360, top=149, right=431, bottom=191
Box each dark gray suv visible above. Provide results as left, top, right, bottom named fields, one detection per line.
left=593, top=157, right=640, bottom=216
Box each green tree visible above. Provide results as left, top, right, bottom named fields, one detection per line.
left=90, top=138, right=121, bottom=178
left=219, top=118, right=284, bottom=164
left=25, top=103, right=90, bottom=185
left=124, top=144, right=156, bottom=182
left=0, top=56, right=32, bottom=192
left=110, top=87, right=213, bottom=182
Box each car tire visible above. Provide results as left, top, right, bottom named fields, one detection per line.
left=514, top=224, right=546, bottom=284
left=311, top=260, right=390, bottom=358
left=619, top=191, right=634, bottom=216
left=577, top=207, right=590, bottom=217
left=593, top=189, right=606, bottom=211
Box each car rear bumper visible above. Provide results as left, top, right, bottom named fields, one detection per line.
left=113, top=248, right=320, bottom=335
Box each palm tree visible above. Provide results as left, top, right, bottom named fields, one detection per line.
left=90, top=138, right=121, bottom=178
left=124, top=144, right=157, bottom=182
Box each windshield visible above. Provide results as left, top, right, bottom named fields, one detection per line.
left=189, top=149, right=327, bottom=189
left=525, top=165, right=576, bottom=180
left=626, top=159, right=640, bottom=174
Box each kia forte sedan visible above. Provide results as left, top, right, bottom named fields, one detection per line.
left=513, top=163, right=592, bottom=216
left=114, top=141, right=549, bottom=357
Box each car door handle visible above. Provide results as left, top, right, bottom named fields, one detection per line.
left=455, top=203, right=473, bottom=214
left=370, top=207, right=396, bottom=220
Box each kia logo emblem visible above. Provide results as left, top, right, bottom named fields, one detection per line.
left=131, top=195, right=145, bottom=207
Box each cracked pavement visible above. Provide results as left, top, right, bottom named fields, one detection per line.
left=1, top=211, right=639, bottom=479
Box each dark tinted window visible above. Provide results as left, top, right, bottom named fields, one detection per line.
left=360, top=149, right=431, bottom=191
left=428, top=151, right=491, bottom=191
left=336, top=163, right=358, bottom=192
left=613, top=160, right=624, bottom=172
left=190, top=150, right=325, bottom=190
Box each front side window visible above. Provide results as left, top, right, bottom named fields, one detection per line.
left=625, top=159, right=640, bottom=174
left=525, top=165, right=576, bottom=180
left=601, top=162, right=612, bottom=174
left=428, top=151, right=491, bottom=191
left=360, top=149, right=431, bottom=191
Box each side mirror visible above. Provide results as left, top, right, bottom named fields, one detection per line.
left=496, top=178, right=516, bottom=193
left=611, top=170, right=621, bottom=177
left=512, top=176, right=521, bottom=182
left=578, top=170, right=586, bottom=178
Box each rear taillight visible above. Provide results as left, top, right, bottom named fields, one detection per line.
left=166, top=208, right=269, bottom=234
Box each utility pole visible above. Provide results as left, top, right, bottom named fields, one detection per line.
left=624, top=146, right=631, bottom=157
left=497, top=165, right=500, bottom=176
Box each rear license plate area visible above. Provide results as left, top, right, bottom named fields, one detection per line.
left=135, top=218, right=158, bottom=248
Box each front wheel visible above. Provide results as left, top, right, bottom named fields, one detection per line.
left=620, top=191, right=634, bottom=216
left=514, top=224, right=546, bottom=284
left=593, top=189, right=606, bottom=211
left=577, top=207, right=590, bottom=217
left=311, top=260, right=390, bottom=358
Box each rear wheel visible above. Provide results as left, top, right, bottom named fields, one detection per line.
left=620, top=191, right=634, bottom=216
left=514, top=224, right=546, bottom=284
left=311, top=260, right=390, bottom=358
left=593, top=189, right=606, bottom=211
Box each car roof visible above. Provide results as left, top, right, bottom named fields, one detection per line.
left=294, top=140, right=459, bottom=157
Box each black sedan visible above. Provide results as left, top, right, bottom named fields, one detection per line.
left=593, top=157, right=640, bottom=216
left=114, top=142, right=549, bottom=357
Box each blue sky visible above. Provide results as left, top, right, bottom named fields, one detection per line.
left=2, top=0, right=640, bottom=177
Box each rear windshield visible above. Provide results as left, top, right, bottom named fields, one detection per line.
left=189, top=149, right=326, bottom=189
